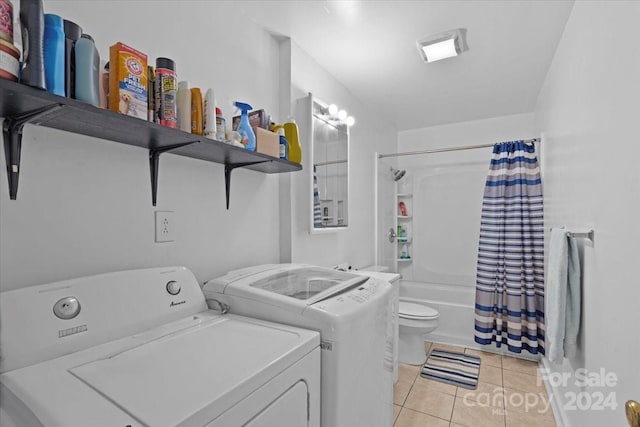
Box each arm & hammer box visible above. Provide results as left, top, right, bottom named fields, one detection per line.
left=109, top=42, right=148, bottom=120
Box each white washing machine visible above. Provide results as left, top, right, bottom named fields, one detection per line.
left=0, top=267, right=320, bottom=427
left=354, top=268, right=402, bottom=383
left=203, top=264, right=395, bottom=427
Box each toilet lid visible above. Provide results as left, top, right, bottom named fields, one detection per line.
left=399, top=301, right=439, bottom=320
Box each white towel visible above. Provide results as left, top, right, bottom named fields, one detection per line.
left=546, top=228, right=581, bottom=363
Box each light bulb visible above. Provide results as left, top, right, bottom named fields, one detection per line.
left=328, top=104, right=338, bottom=115
left=346, top=116, right=355, bottom=127
left=338, top=109, right=347, bottom=120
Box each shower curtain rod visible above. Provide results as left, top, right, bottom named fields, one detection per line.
left=377, top=138, right=540, bottom=159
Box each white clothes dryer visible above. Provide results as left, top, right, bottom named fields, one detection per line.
left=0, top=267, right=320, bottom=427
left=203, top=264, right=395, bottom=427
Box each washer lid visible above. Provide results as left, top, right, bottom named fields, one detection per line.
left=399, top=302, right=439, bottom=320
left=205, top=265, right=370, bottom=310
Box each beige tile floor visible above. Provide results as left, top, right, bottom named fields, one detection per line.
left=393, top=342, right=557, bottom=427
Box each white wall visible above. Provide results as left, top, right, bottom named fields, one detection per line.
left=534, top=1, right=640, bottom=425
left=394, top=114, right=535, bottom=283
left=1, top=2, right=285, bottom=290
left=285, top=41, right=398, bottom=269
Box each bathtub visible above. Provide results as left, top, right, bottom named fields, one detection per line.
left=399, top=280, right=477, bottom=348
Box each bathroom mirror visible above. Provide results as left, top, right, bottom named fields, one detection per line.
left=308, top=93, right=350, bottom=232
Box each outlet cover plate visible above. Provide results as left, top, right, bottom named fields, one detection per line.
left=155, top=211, right=175, bottom=243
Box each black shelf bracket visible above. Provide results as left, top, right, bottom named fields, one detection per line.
left=224, top=161, right=269, bottom=209
left=149, top=141, right=199, bottom=206
left=3, top=104, right=63, bottom=200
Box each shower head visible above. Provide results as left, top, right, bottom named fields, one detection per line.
left=391, top=167, right=406, bottom=181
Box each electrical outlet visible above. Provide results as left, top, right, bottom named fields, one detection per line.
left=155, top=211, right=175, bottom=243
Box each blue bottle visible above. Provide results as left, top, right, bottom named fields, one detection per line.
left=74, top=34, right=100, bottom=106
left=278, top=128, right=288, bottom=159
left=43, top=14, right=65, bottom=96
left=234, top=101, right=256, bottom=151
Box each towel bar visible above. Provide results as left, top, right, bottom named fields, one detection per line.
left=549, top=228, right=595, bottom=244
left=567, top=230, right=594, bottom=242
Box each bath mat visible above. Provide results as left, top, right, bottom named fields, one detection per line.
left=421, top=349, right=481, bottom=390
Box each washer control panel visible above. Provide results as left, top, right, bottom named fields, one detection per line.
left=346, top=281, right=379, bottom=304
left=166, top=280, right=181, bottom=295
left=53, top=296, right=81, bottom=319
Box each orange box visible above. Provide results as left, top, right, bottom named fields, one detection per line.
left=109, top=42, right=148, bottom=120
left=254, top=127, right=279, bottom=158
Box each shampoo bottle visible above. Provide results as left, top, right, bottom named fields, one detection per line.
left=62, top=19, right=81, bottom=97
left=190, top=87, right=203, bottom=135
left=215, top=107, right=225, bottom=141
left=20, top=0, right=45, bottom=89
left=43, top=14, right=65, bottom=96
left=234, top=101, right=255, bottom=151
left=203, top=88, right=217, bottom=139
left=176, top=81, right=191, bottom=132
left=74, top=33, right=100, bottom=106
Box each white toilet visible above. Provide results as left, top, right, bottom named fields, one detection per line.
left=398, top=298, right=440, bottom=365
left=357, top=266, right=440, bottom=366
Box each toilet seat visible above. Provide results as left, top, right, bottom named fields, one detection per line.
left=399, top=301, right=439, bottom=320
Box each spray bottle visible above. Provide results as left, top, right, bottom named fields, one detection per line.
left=234, top=101, right=255, bottom=151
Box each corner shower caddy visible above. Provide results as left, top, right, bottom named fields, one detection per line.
left=0, top=79, right=301, bottom=209
left=397, top=192, right=413, bottom=263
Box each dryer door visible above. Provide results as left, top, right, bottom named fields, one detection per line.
left=245, top=381, right=308, bottom=427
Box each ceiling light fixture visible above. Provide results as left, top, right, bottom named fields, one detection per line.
left=417, top=28, right=468, bottom=63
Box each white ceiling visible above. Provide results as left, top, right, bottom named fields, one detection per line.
left=240, top=0, right=575, bottom=131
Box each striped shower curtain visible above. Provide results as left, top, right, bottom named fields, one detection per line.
left=474, top=141, right=545, bottom=355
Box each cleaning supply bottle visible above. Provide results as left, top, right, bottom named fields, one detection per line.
left=284, top=118, right=301, bottom=163
left=20, top=0, right=45, bottom=89
left=155, top=57, right=177, bottom=128
left=278, top=128, right=288, bottom=160
left=43, top=14, right=65, bottom=96
left=74, top=33, right=100, bottom=106
left=234, top=101, right=255, bottom=151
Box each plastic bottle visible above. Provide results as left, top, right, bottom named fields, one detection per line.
left=234, top=101, right=256, bottom=151
left=146, top=65, right=154, bottom=121
left=74, top=34, right=100, bottom=106
left=215, top=107, right=225, bottom=141
left=401, top=244, right=409, bottom=259
left=278, top=128, right=288, bottom=160
left=20, top=0, right=46, bottom=89
left=62, top=19, right=81, bottom=97
left=43, top=14, right=65, bottom=96
left=190, top=87, right=203, bottom=135
left=155, top=57, right=177, bottom=128
left=176, top=81, right=191, bottom=132
left=284, top=118, right=302, bottom=163
left=98, top=60, right=108, bottom=108
left=203, top=88, right=216, bottom=139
